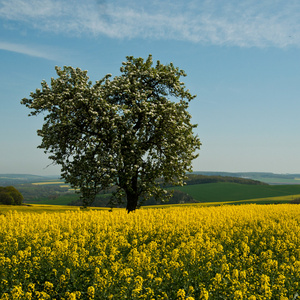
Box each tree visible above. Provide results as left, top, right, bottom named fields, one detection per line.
left=0, top=186, right=24, bottom=205
left=21, top=55, right=201, bottom=212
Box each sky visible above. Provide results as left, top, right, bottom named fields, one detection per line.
left=1, top=0, right=300, bottom=176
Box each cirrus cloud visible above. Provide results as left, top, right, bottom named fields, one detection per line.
left=1, top=0, right=300, bottom=48
left=0, top=41, right=61, bottom=60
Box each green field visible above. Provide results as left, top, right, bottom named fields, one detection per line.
left=19, top=182, right=300, bottom=207
left=26, top=194, right=79, bottom=205
left=172, top=182, right=300, bottom=203
left=4, top=181, right=300, bottom=213
left=2, top=192, right=300, bottom=214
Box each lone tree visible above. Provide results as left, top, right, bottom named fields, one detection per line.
left=0, top=186, right=24, bottom=205
left=21, top=55, right=201, bottom=212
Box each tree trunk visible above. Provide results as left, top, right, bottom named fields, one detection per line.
left=126, top=191, right=139, bottom=213
left=125, top=173, right=139, bottom=213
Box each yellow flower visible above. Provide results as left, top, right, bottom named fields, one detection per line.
left=176, top=289, right=185, bottom=300
left=233, top=290, right=243, bottom=300
left=44, top=281, right=54, bottom=293
left=1, top=293, right=9, bottom=300
left=24, top=292, right=32, bottom=300
left=199, top=288, right=209, bottom=300
left=11, top=285, right=24, bottom=300
left=87, top=286, right=95, bottom=299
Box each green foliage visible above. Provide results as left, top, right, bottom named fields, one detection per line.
left=290, top=197, right=300, bottom=204
left=21, top=55, right=201, bottom=212
left=0, top=186, right=24, bottom=205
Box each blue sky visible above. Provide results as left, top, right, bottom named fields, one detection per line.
left=1, top=0, right=300, bottom=175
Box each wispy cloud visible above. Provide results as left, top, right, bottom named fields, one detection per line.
left=0, top=41, right=61, bottom=60
left=1, top=0, right=300, bottom=48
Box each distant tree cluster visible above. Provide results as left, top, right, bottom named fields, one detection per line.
left=183, top=174, right=267, bottom=186
left=0, top=186, right=24, bottom=205
left=144, top=190, right=196, bottom=205
left=17, top=184, right=69, bottom=201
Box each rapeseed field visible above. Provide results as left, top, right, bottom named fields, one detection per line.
left=1, top=204, right=300, bottom=299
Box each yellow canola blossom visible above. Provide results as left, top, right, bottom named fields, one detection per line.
left=1, top=205, right=300, bottom=299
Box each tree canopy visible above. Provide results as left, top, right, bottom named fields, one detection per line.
left=0, top=186, right=24, bottom=205
left=21, top=55, right=201, bottom=212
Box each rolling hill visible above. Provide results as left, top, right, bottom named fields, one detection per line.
left=172, top=182, right=300, bottom=203
left=2, top=173, right=300, bottom=207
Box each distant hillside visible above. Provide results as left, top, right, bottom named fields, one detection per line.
left=2, top=172, right=300, bottom=208
left=0, top=174, right=60, bottom=185
left=193, top=172, right=300, bottom=185
left=173, top=182, right=300, bottom=203
left=2, top=172, right=300, bottom=185
left=183, top=174, right=266, bottom=186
